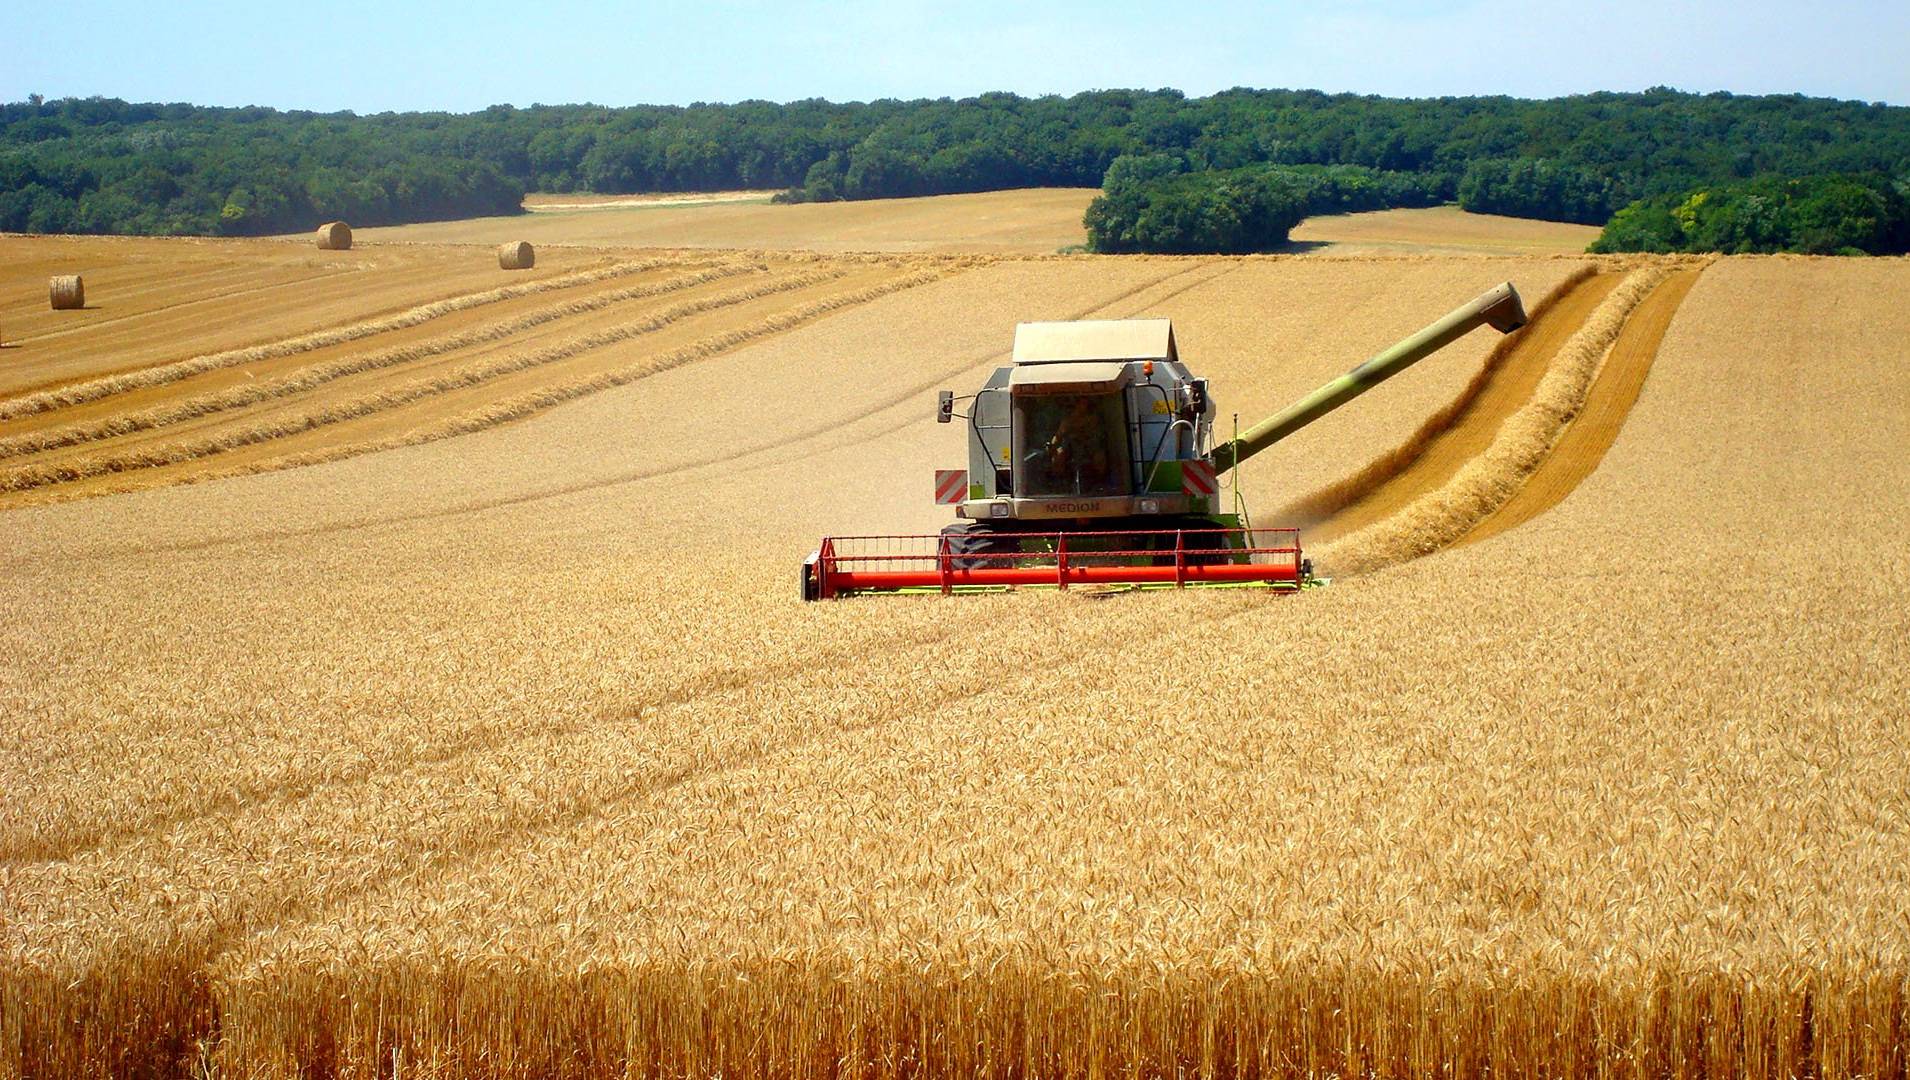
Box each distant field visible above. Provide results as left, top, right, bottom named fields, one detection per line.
left=358, top=188, right=1100, bottom=253
left=523, top=190, right=774, bottom=210
left=0, top=235, right=619, bottom=397
left=357, top=190, right=1597, bottom=256
left=1290, top=205, right=1600, bottom=255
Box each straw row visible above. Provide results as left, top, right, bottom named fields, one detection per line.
left=0, top=263, right=767, bottom=461
left=102, top=264, right=956, bottom=504
left=0, top=266, right=874, bottom=494
left=0, top=256, right=715, bottom=421
left=1276, top=264, right=1602, bottom=527
left=1320, top=265, right=1685, bottom=573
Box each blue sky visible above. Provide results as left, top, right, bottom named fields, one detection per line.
left=11, top=0, right=1908, bottom=111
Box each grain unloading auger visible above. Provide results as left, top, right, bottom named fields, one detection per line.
left=803, top=282, right=1526, bottom=600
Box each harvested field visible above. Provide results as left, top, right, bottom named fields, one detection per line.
left=0, top=241, right=974, bottom=506
left=1282, top=266, right=1626, bottom=543
left=3, top=233, right=1906, bottom=1079
left=356, top=187, right=1099, bottom=252
left=360, top=194, right=1597, bottom=258
left=0, top=235, right=624, bottom=397
left=1290, top=205, right=1602, bottom=255
left=1458, top=267, right=1704, bottom=544
left=524, top=190, right=776, bottom=210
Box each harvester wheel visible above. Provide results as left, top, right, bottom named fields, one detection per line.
left=1144, top=519, right=1235, bottom=567
left=1181, top=529, right=1234, bottom=567
left=939, top=522, right=1017, bottom=570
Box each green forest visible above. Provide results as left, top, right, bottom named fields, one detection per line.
left=3, top=88, right=1908, bottom=253
left=1083, top=159, right=1440, bottom=254
left=1589, top=173, right=1909, bottom=254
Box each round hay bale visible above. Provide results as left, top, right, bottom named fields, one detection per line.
left=49, top=275, right=85, bottom=310
left=497, top=241, right=535, bottom=270
left=315, top=221, right=353, bottom=250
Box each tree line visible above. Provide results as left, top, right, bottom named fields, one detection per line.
left=1084, top=159, right=1439, bottom=254
left=3, top=88, right=1908, bottom=250
left=1591, top=173, right=1909, bottom=255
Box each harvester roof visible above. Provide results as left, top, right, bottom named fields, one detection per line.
left=1012, top=319, right=1177, bottom=365
left=1006, top=360, right=1132, bottom=391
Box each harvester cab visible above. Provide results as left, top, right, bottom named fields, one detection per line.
left=803, top=282, right=1526, bottom=600
left=954, top=319, right=1214, bottom=521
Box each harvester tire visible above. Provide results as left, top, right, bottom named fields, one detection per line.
left=939, top=522, right=1017, bottom=571
left=1142, top=518, right=1235, bottom=567
left=1180, top=530, right=1234, bottom=567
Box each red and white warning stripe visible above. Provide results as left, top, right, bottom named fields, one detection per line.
left=1181, top=459, right=1217, bottom=498
left=934, top=469, right=969, bottom=505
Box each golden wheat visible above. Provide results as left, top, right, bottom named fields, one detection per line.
left=2, top=241, right=1904, bottom=1080
left=1319, top=261, right=1705, bottom=573
left=1274, top=263, right=1605, bottom=530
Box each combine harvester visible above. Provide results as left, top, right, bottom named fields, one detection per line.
left=803, top=283, right=1526, bottom=600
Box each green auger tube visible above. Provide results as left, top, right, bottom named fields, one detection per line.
left=1210, top=281, right=1526, bottom=473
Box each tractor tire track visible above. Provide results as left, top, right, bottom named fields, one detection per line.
left=71, top=261, right=1218, bottom=551
left=7, top=266, right=362, bottom=348
left=2, top=610, right=975, bottom=868
left=6, top=592, right=1270, bottom=1079
left=4, top=264, right=958, bottom=514
left=620, top=260, right=1235, bottom=488
left=630, top=260, right=1249, bottom=490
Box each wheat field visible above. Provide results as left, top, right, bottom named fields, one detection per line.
left=350, top=188, right=1104, bottom=254
left=356, top=190, right=1600, bottom=258
left=2, top=220, right=1905, bottom=1079
left=1286, top=205, right=1603, bottom=256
